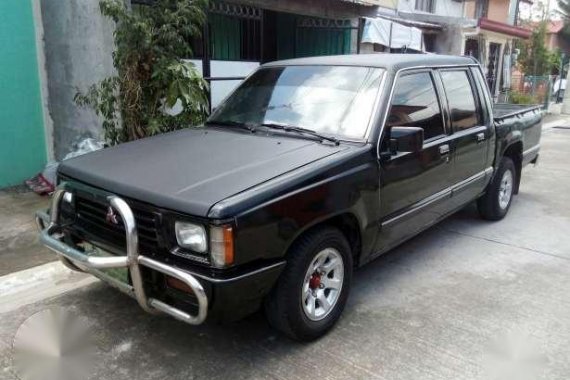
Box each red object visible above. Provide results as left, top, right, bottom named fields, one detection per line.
left=478, top=18, right=532, bottom=39
left=309, top=273, right=321, bottom=290
left=25, top=173, right=55, bottom=195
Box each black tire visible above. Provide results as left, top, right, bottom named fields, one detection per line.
left=264, top=227, right=353, bottom=341
left=477, top=157, right=516, bottom=221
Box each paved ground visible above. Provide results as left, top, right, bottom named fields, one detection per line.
left=1, top=118, right=570, bottom=379
left=0, top=188, right=51, bottom=276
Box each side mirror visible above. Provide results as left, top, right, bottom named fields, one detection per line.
left=387, top=126, right=424, bottom=155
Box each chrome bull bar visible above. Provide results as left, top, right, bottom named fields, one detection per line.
left=36, top=187, right=208, bottom=325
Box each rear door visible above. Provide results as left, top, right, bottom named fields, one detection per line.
left=437, top=68, right=492, bottom=206
left=375, top=69, right=454, bottom=253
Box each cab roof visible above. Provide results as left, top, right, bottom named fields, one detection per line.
left=263, top=53, right=477, bottom=71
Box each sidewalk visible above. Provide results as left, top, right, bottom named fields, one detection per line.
left=542, top=106, right=570, bottom=130
left=0, top=187, right=53, bottom=276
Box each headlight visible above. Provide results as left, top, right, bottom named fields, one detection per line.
left=175, top=221, right=207, bottom=253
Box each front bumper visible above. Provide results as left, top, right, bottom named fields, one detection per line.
left=37, top=186, right=286, bottom=325
left=36, top=188, right=210, bottom=325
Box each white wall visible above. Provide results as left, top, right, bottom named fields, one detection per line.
left=181, top=60, right=259, bottom=111
left=210, top=61, right=259, bottom=108
left=32, top=0, right=54, bottom=161
left=434, top=0, right=464, bottom=17
left=397, top=0, right=464, bottom=18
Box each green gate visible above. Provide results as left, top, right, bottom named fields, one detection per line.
left=276, top=13, right=355, bottom=60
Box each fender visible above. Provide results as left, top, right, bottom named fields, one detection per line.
left=496, top=129, right=522, bottom=168
left=226, top=152, right=381, bottom=267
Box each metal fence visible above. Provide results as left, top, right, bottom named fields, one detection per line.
left=504, top=74, right=556, bottom=109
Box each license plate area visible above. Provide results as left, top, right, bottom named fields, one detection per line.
left=80, top=242, right=130, bottom=284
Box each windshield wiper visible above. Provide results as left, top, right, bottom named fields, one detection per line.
left=259, top=122, right=340, bottom=145
left=205, top=120, right=257, bottom=133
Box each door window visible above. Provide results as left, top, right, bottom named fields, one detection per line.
left=440, top=70, right=480, bottom=131
left=386, top=72, right=445, bottom=140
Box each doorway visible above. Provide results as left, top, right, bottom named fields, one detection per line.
left=487, top=42, right=502, bottom=97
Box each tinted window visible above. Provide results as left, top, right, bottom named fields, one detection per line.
left=386, top=72, right=444, bottom=140
left=440, top=71, right=480, bottom=131
left=208, top=66, right=384, bottom=139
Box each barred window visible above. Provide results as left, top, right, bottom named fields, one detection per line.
left=415, top=0, right=435, bottom=13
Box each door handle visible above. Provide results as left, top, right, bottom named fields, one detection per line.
left=439, top=144, right=450, bottom=163
left=476, top=132, right=486, bottom=142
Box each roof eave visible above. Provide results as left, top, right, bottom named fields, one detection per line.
left=338, top=0, right=384, bottom=5
left=478, top=17, right=532, bottom=39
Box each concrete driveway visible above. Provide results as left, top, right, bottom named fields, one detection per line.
left=0, top=189, right=52, bottom=276
left=1, top=124, right=570, bottom=380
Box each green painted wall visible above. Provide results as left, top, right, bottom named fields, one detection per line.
left=0, top=0, right=46, bottom=187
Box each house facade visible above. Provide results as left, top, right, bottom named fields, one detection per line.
left=394, top=0, right=474, bottom=55
left=38, top=0, right=385, bottom=164
left=180, top=0, right=385, bottom=109
left=463, top=0, right=531, bottom=99
left=3, top=0, right=538, bottom=188
left=391, top=0, right=530, bottom=100
left=544, top=20, right=570, bottom=54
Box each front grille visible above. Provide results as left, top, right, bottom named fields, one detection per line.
left=74, top=195, right=160, bottom=254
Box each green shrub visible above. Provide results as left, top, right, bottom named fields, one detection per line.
left=509, top=92, right=537, bottom=105
left=75, top=0, right=209, bottom=145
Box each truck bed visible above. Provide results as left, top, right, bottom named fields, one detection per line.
left=493, top=103, right=542, bottom=121
left=492, top=103, right=542, bottom=167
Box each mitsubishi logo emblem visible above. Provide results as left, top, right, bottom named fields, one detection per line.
left=105, top=206, right=119, bottom=225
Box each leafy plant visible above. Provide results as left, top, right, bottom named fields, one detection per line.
left=515, top=21, right=560, bottom=77
left=509, top=91, right=537, bottom=105
left=75, top=0, right=209, bottom=145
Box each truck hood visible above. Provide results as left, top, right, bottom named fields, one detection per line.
left=58, top=127, right=348, bottom=217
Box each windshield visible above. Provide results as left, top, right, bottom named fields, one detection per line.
left=208, top=65, right=384, bottom=139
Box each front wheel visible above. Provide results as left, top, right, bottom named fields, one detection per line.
left=478, top=157, right=516, bottom=220
left=264, top=227, right=353, bottom=341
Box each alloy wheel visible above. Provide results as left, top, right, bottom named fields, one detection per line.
left=301, top=248, right=344, bottom=321
left=498, top=169, right=514, bottom=210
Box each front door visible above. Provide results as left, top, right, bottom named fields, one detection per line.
left=375, top=70, right=454, bottom=253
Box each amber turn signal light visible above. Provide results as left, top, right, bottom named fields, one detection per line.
left=210, top=225, right=234, bottom=267
left=166, top=276, right=194, bottom=294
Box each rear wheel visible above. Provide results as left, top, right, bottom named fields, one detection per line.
left=478, top=157, right=516, bottom=220
left=264, top=227, right=352, bottom=341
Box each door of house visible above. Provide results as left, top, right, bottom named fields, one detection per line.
left=464, top=38, right=481, bottom=61
left=487, top=43, right=502, bottom=97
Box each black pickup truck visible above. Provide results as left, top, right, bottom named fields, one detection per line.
left=37, top=54, right=542, bottom=341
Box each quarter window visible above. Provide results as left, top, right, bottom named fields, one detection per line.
left=440, top=71, right=480, bottom=131
left=386, top=72, right=445, bottom=140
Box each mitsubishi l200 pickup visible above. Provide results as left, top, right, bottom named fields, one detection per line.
left=37, top=54, right=542, bottom=341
